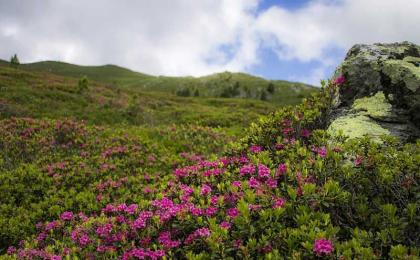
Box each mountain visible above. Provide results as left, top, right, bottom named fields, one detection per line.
left=0, top=59, right=317, bottom=105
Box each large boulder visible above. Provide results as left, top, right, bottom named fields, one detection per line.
left=328, top=41, right=420, bottom=142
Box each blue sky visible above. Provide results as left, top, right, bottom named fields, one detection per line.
left=258, top=0, right=311, bottom=11
left=0, top=0, right=419, bottom=86
left=249, top=0, right=347, bottom=83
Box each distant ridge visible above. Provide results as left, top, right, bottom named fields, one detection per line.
left=0, top=59, right=317, bottom=104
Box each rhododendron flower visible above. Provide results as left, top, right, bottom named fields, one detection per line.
left=205, top=206, right=218, bottom=216
left=333, top=75, right=345, bottom=85
left=79, top=234, right=90, bottom=246
left=227, top=207, right=239, bottom=218
left=7, top=246, right=16, bottom=255
left=282, top=127, right=294, bottom=136
left=250, top=145, right=263, bottom=153
left=123, top=204, right=137, bottom=214
left=45, top=221, right=59, bottom=231
left=315, top=147, right=327, bottom=158
left=275, top=143, right=285, bottom=150
left=248, top=177, right=260, bottom=188
left=277, top=163, right=287, bottom=175
left=354, top=156, right=363, bottom=167
left=233, top=239, right=242, bottom=249
left=184, top=227, right=211, bottom=244
left=258, top=164, right=270, bottom=178
left=313, top=238, right=334, bottom=256
left=60, top=211, right=73, bottom=221
left=96, top=223, right=113, bottom=238
left=273, top=198, right=286, bottom=208
left=300, top=129, right=311, bottom=138
left=232, top=181, right=241, bottom=187
left=210, top=195, right=219, bottom=205
left=200, top=184, right=212, bottom=195
left=249, top=204, right=262, bottom=211
left=239, top=164, right=255, bottom=176
left=220, top=221, right=231, bottom=229
left=158, top=231, right=181, bottom=249
left=266, top=178, right=277, bottom=188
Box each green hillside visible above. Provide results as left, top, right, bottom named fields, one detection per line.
left=0, top=66, right=281, bottom=134
left=0, top=59, right=317, bottom=105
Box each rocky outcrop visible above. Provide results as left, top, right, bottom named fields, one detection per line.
left=328, top=41, right=420, bottom=142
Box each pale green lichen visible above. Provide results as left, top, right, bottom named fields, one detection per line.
left=328, top=92, right=394, bottom=141
left=352, top=92, right=393, bottom=119
left=328, top=114, right=390, bottom=142
left=383, top=60, right=420, bottom=92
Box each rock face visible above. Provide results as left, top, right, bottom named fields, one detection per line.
left=328, top=41, right=420, bottom=142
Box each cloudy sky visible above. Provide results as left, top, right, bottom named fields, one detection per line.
left=0, top=0, right=419, bottom=85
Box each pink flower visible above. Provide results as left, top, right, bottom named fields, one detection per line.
left=250, top=145, right=263, bottom=153
left=248, top=177, right=260, bottom=188
left=239, top=164, right=255, bottom=176
left=205, top=206, right=218, bottom=216
left=333, top=75, right=345, bottom=85
left=200, top=184, right=212, bottom=195
left=79, top=234, right=90, bottom=246
left=233, top=239, right=242, bottom=249
left=227, top=208, right=239, bottom=218
left=220, top=221, right=231, bottom=229
left=313, top=238, right=334, bottom=256
left=300, top=129, right=311, bottom=138
left=266, top=178, right=277, bottom=188
left=210, top=195, right=219, bottom=205
left=316, top=147, right=327, bottom=158
left=158, top=231, right=181, bottom=249
left=124, top=204, right=138, bottom=214
left=232, top=181, right=241, bottom=187
left=273, top=198, right=286, bottom=208
left=258, top=164, right=270, bottom=178
left=354, top=156, right=363, bottom=167
left=60, top=211, right=73, bottom=221
left=7, top=246, right=16, bottom=255
left=276, top=163, right=287, bottom=177
left=184, top=227, right=211, bottom=244
left=45, top=221, right=59, bottom=231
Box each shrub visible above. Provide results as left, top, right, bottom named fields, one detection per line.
left=77, top=76, right=89, bottom=93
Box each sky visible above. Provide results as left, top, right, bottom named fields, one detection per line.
left=0, top=0, right=419, bottom=86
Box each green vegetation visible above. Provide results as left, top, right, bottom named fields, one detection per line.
left=0, top=79, right=418, bottom=259
left=0, top=66, right=281, bottom=134
left=0, top=59, right=316, bottom=105
left=0, top=58, right=417, bottom=259
left=9, top=55, right=19, bottom=69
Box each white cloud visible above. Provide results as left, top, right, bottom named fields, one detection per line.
left=0, top=0, right=419, bottom=84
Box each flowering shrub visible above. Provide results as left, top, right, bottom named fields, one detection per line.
left=1, top=80, right=419, bottom=259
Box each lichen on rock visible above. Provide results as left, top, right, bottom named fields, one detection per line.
left=328, top=41, right=420, bottom=142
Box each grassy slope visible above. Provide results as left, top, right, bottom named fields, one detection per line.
left=0, top=59, right=317, bottom=105
left=0, top=66, right=277, bottom=134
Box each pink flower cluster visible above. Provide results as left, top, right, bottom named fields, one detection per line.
left=333, top=75, right=345, bottom=86
left=313, top=238, right=334, bottom=256
left=184, top=227, right=211, bottom=245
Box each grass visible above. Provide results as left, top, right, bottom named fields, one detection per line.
left=0, top=59, right=317, bottom=105
left=0, top=66, right=284, bottom=135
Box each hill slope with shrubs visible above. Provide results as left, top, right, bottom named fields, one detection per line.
left=0, top=42, right=419, bottom=259
left=1, top=78, right=418, bottom=259
left=0, top=59, right=316, bottom=104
